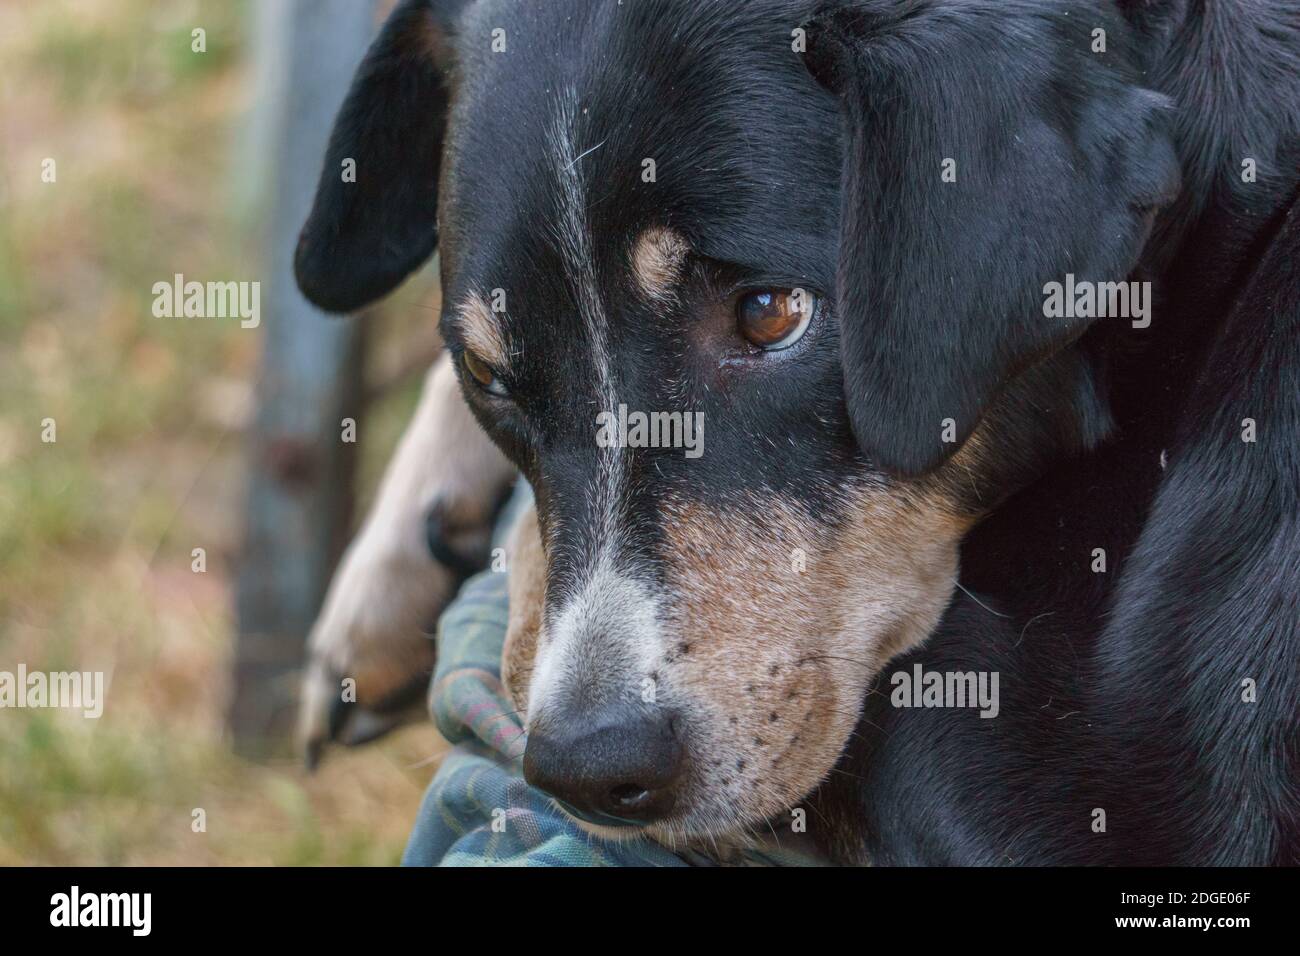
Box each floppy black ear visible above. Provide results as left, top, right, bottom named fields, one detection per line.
left=803, top=3, right=1179, bottom=477
left=295, top=0, right=471, bottom=314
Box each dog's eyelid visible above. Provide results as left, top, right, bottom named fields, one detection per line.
left=720, top=275, right=826, bottom=302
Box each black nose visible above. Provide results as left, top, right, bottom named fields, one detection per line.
left=523, top=706, right=684, bottom=827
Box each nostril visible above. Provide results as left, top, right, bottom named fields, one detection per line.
left=609, top=783, right=651, bottom=808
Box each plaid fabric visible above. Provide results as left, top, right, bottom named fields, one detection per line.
left=402, top=567, right=825, bottom=867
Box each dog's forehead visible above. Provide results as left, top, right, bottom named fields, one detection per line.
left=439, top=0, right=840, bottom=301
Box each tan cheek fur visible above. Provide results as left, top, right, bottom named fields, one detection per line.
left=654, top=486, right=970, bottom=837
left=502, top=504, right=545, bottom=715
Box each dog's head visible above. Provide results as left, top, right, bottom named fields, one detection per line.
left=297, top=0, right=1176, bottom=844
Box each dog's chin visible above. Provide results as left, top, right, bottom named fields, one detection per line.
left=642, top=801, right=814, bottom=860
left=548, top=799, right=703, bottom=845
left=553, top=797, right=759, bottom=852
left=561, top=811, right=647, bottom=844
left=645, top=814, right=753, bottom=848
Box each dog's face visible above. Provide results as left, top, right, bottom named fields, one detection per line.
left=435, top=0, right=974, bottom=842
left=296, top=0, right=1176, bottom=844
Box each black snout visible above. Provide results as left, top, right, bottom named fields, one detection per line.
left=523, top=706, right=684, bottom=827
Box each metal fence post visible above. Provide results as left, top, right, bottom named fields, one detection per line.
left=231, top=0, right=380, bottom=751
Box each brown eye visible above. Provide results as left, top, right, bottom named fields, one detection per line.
left=736, top=289, right=816, bottom=350
left=461, top=349, right=507, bottom=396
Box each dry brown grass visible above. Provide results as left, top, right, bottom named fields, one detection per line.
left=0, top=0, right=446, bottom=865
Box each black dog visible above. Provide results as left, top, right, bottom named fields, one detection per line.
left=296, top=0, right=1299, bottom=863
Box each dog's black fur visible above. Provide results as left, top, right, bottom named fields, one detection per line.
left=829, top=193, right=1300, bottom=864
left=808, top=0, right=1300, bottom=865
left=296, top=0, right=1300, bottom=864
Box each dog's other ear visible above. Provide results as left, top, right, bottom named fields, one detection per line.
left=295, top=0, right=471, bottom=314
left=802, top=3, right=1179, bottom=477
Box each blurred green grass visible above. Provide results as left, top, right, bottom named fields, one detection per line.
left=0, top=0, right=442, bottom=865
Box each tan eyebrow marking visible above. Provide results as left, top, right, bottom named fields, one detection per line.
left=453, top=293, right=509, bottom=369
left=631, top=226, right=690, bottom=303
